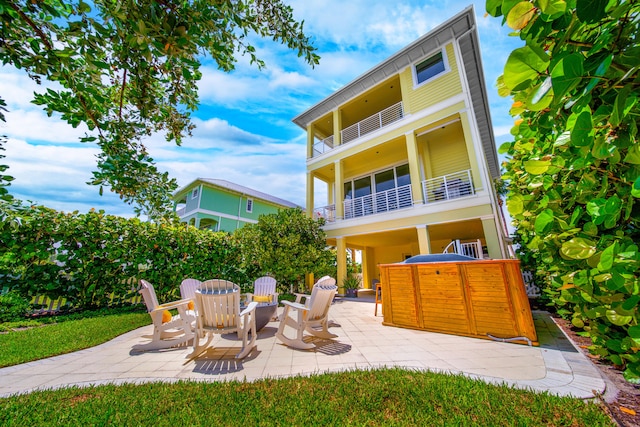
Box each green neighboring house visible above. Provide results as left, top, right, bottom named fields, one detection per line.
left=173, top=178, right=300, bottom=232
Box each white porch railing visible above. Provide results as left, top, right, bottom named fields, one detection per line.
left=443, top=239, right=483, bottom=259
left=313, top=204, right=336, bottom=223
left=344, top=184, right=413, bottom=219
left=176, top=207, right=186, bottom=217
left=313, top=135, right=334, bottom=157
left=422, top=170, right=474, bottom=203
left=341, top=102, right=404, bottom=144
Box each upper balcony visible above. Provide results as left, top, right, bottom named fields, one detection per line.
left=312, top=102, right=404, bottom=157
left=310, top=76, right=403, bottom=158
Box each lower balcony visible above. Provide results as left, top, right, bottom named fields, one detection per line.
left=422, top=170, right=475, bottom=203
left=314, top=184, right=413, bottom=223
left=314, top=170, right=476, bottom=224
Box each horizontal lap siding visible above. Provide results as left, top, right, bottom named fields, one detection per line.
left=464, top=264, right=518, bottom=337
left=417, top=265, right=470, bottom=334
left=403, top=43, right=462, bottom=114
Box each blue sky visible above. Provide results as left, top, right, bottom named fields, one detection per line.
left=0, top=1, right=522, bottom=217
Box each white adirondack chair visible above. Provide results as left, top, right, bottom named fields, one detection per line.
left=275, top=281, right=338, bottom=350
left=180, top=278, right=202, bottom=300
left=188, top=279, right=258, bottom=360
left=246, top=276, right=278, bottom=304
left=132, top=279, right=195, bottom=352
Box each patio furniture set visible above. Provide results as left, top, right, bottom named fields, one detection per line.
left=133, top=275, right=339, bottom=360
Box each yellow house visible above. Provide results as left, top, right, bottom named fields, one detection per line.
left=292, top=6, right=512, bottom=292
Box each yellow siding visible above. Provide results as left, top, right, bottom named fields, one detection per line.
left=401, top=43, right=462, bottom=114
left=427, top=132, right=470, bottom=177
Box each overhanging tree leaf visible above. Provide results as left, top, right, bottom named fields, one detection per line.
left=488, top=0, right=640, bottom=382
left=503, top=45, right=550, bottom=91
left=0, top=0, right=320, bottom=220
left=551, top=53, right=584, bottom=100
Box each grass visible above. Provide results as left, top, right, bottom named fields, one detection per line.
left=0, top=369, right=613, bottom=426
left=0, top=309, right=615, bottom=426
left=0, top=308, right=150, bottom=368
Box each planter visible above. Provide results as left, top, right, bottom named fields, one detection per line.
left=345, top=288, right=358, bottom=298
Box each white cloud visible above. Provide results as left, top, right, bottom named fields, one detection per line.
left=0, top=0, right=524, bottom=217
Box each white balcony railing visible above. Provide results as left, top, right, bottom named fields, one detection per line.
left=176, top=207, right=186, bottom=217
left=340, top=102, right=404, bottom=144
left=313, top=135, right=334, bottom=157
left=422, top=170, right=474, bottom=203
left=344, top=184, right=413, bottom=219
left=443, top=239, right=483, bottom=259
left=313, top=205, right=336, bottom=223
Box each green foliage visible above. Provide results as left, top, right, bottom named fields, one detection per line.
left=235, top=208, right=335, bottom=292
left=488, top=1, right=640, bottom=381
left=342, top=273, right=361, bottom=290
left=0, top=290, right=30, bottom=322
left=0, top=202, right=249, bottom=308
left=0, top=1, right=319, bottom=219
left=0, top=204, right=335, bottom=311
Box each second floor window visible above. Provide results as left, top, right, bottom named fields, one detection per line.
left=415, top=51, right=446, bottom=85
left=191, top=188, right=199, bottom=199
left=246, top=198, right=253, bottom=213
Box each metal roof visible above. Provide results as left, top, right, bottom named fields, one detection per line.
left=174, top=178, right=300, bottom=209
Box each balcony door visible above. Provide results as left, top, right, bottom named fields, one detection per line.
left=344, top=177, right=373, bottom=218
left=344, top=164, right=411, bottom=218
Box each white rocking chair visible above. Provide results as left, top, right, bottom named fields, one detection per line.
left=180, top=278, right=202, bottom=300
left=133, top=279, right=195, bottom=352
left=275, top=281, right=338, bottom=350
left=246, top=276, right=278, bottom=304
left=188, top=279, right=258, bottom=360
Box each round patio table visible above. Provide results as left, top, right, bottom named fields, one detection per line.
left=243, top=301, right=278, bottom=331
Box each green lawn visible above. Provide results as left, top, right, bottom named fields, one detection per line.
left=0, top=310, right=614, bottom=426
left=0, top=369, right=614, bottom=426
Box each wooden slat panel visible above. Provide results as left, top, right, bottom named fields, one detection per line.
left=416, top=265, right=470, bottom=334
left=379, top=260, right=539, bottom=345
left=464, top=263, right=517, bottom=337
left=386, top=265, right=418, bottom=327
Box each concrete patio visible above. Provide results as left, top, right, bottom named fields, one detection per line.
left=0, top=295, right=607, bottom=399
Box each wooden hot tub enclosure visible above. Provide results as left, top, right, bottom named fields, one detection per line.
left=379, top=255, right=538, bottom=346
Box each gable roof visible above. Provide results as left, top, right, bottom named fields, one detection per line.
left=292, top=5, right=500, bottom=179
left=174, top=178, right=300, bottom=209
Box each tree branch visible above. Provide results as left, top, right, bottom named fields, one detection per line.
left=119, top=69, right=127, bottom=120
left=8, top=2, right=53, bottom=50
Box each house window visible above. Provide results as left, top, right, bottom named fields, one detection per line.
left=414, top=50, right=447, bottom=85
left=191, top=187, right=199, bottom=199
left=246, top=198, right=253, bottom=213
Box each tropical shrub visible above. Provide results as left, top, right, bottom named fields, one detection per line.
left=235, top=208, right=336, bottom=293
left=487, top=0, right=639, bottom=381
left=0, top=203, right=248, bottom=308
left=0, top=291, right=31, bottom=322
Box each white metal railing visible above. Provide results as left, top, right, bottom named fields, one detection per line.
left=443, top=239, right=483, bottom=259
left=313, top=204, right=336, bottom=223
left=341, top=101, right=404, bottom=144
left=422, top=170, right=474, bottom=203
left=313, top=135, right=334, bottom=157
left=344, top=184, right=413, bottom=219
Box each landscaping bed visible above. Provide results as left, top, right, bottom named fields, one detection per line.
left=553, top=316, right=639, bottom=427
